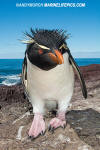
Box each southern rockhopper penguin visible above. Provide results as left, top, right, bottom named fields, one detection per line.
left=22, top=29, right=87, bottom=139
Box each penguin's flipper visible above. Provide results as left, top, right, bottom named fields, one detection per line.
left=22, top=56, right=29, bottom=99
left=69, top=54, right=87, bottom=99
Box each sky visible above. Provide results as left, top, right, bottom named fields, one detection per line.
left=0, top=0, right=100, bottom=58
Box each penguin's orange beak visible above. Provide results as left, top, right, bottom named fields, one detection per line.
left=48, top=50, right=64, bottom=64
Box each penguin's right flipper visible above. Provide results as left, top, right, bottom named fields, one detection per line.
left=22, top=55, right=29, bottom=99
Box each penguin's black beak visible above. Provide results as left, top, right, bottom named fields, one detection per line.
left=48, top=49, right=64, bottom=64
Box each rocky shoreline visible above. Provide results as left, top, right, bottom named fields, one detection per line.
left=0, top=64, right=100, bottom=150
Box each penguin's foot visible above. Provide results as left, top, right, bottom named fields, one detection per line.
left=48, top=118, right=66, bottom=131
left=28, top=113, right=45, bottom=139
left=48, top=112, right=66, bottom=132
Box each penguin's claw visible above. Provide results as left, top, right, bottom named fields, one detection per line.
left=41, top=130, right=45, bottom=136
left=49, top=117, right=66, bottom=132
left=62, top=123, right=66, bottom=129
left=48, top=125, right=51, bottom=131
left=28, top=136, right=34, bottom=140
left=48, top=125, right=54, bottom=133
left=28, top=130, right=45, bottom=140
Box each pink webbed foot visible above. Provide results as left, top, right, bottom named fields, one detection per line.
left=49, top=112, right=66, bottom=131
left=28, top=113, right=45, bottom=139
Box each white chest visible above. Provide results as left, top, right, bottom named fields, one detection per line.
left=27, top=53, right=74, bottom=101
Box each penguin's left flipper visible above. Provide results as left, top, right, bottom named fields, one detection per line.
left=69, top=53, right=87, bottom=99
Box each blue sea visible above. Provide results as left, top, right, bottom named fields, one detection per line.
left=0, top=58, right=100, bottom=86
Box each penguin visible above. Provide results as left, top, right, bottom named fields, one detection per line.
left=22, top=29, right=87, bottom=139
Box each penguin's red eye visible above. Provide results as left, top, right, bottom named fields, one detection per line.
left=38, top=49, right=43, bottom=55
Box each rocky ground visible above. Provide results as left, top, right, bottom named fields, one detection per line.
left=0, top=64, right=100, bottom=150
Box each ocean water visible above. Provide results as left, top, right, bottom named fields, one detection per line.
left=0, top=58, right=100, bottom=86
left=0, top=59, right=23, bottom=86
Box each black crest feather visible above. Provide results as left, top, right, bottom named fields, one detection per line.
left=26, top=28, right=69, bottom=48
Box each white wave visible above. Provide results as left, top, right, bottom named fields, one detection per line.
left=1, top=80, right=17, bottom=86
left=0, top=74, right=21, bottom=79
left=0, top=74, right=21, bottom=86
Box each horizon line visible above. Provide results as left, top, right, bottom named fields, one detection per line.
left=0, top=57, right=100, bottom=59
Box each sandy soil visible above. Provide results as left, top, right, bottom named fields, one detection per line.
left=0, top=64, right=100, bottom=150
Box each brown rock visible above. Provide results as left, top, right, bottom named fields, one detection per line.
left=0, top=64, right=100, bottom=150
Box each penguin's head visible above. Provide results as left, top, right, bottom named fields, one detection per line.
left=25, top=29, right=69, bottom=70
